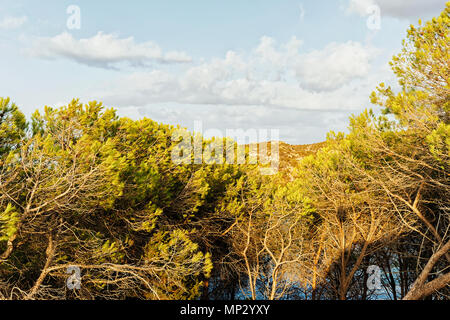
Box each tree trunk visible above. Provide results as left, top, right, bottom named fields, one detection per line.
left=403, top=240, right=450, bottom=300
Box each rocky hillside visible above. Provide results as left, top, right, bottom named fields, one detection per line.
left=247, top=141, right=326, bottom=173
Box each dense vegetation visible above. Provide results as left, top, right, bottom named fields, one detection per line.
left=0, top=4, right=448, bottom=300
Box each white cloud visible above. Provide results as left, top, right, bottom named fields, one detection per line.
left=347, top=0, right=447, bottom=19
left=0, top=16, right=27, bottom=29
left=95, top=36, right=385, bottom=111
left=28, top=32, right=192, bottom=69
left=294, top=41, right=379, bottom=91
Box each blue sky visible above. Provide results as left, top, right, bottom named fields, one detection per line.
left=0, top=0, right=447, bottom=144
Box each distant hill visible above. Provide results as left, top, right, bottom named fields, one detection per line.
left=277, top=141, right=325, bottom=171
left=247, top=141, right=326, bottom=173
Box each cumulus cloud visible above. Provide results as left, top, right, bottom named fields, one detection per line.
left=96, top=36, right=383, bottom=111
left=28, top=32, right=192, bottom=69
left=294, top=41, right=379, bottom=91
left=347, top=0, right=447, bottom=20
left=0, top=16, right=27, bottom=29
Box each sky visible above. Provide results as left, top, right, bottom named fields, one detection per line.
left=0, top=0, right=447, bottom=144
